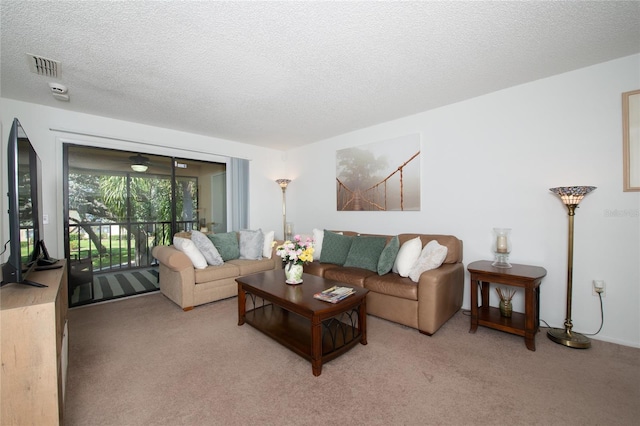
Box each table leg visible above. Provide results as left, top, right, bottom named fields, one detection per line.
left=311, top=315, right=322, bottom=376
left=237, top=283, right=246, bottom=326
left=470, top=276, right=479, bottom=333
left=481, top=281, right=490, bottom=308
left=359, top=299, right=368, bottom=345
left=524, top=286, right=536, bottom=351
left=535, top=286, right=540, bottom=329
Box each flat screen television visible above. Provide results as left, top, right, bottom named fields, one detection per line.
left=1, top=118, right=56, bottom=288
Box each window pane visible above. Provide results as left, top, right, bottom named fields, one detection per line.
left=174, top=157, right=226, bottom=233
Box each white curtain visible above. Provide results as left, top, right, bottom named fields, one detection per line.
left=229, top=158, right=249, bottom=231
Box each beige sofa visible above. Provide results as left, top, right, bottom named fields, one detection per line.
left=304, top=232, right=464, bottom=335
left=152, top=233, right=280, bottom=311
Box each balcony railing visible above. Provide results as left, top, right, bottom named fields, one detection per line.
left=68, top=220, right=197, bottom=272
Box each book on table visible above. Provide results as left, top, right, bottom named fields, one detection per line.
left=313, top=285, right=356, bottom=303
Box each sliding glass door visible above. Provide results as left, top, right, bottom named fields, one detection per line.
left=64, top=145, right=226, bottom=306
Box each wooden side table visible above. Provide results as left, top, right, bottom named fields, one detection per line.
left=468, top=260, right=547, bottom=351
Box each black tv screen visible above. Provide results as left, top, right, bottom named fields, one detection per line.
left=1, top=118, right=47, bottom=287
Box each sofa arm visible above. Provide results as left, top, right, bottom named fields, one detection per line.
left=416, top=262, right=465, bottom=335
left=152, top=245, right=196, bottom=310
left=152, top=245, right=193, bottom=272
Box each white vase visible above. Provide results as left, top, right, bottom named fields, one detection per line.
left=284, top=263, right=303, bottom=284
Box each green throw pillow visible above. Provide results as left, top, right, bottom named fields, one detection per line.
left=208, top=232, right=240, bottom=261
left=319, top=230, right=353, bottom=265
left=377, top=235, right=400, bottom=275
left=343, top=236, right=388, bottom=272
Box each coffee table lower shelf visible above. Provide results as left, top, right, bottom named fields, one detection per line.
left=244, top=303, right=363, bottom=367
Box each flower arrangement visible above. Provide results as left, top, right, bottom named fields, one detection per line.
left=275, top=235, right=315, bottom=266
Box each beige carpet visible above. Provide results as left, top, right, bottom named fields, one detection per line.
left=64, top=293, right=640, bottom=425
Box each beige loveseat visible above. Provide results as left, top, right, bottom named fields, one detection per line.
left=304, top=232, right=464, bottom=335
left=152, top=232, right=280, bottom=311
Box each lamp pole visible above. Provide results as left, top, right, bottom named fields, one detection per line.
left=276, top=179, right=291, bottom=240
left=563, top=204, right=576, bottom=335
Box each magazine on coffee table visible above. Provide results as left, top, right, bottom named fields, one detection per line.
left=313, top=285, right=356, bottom=304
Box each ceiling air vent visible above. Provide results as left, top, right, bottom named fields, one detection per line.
left=26, top=54, right=60, bottom=78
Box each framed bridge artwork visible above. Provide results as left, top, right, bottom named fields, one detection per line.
left=336, top=134, right=421, bottom=211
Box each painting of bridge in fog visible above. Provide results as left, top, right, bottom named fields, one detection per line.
left=336, top=134, right=420, bottom=211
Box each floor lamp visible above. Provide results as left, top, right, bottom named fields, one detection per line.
left=547, top=185, right=596, bottom=349
left=275, top=179, right=291, bottom=240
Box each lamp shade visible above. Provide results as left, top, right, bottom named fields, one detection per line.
left=276, top=178, right=291, bottom=189
left=131, top=163, right=148, bottom=172
left=550, top=186, right=596, bottom=205
left=130, top=154, right=149, bottom=172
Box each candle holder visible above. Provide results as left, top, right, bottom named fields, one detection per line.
left=285, top=222, right=294, bottom=241
left=492, top=228, right=512, bottom=268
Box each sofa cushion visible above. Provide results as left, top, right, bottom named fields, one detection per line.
left=262, top=230, right=275, bottom=259
left=239, top=229, right=264, bottom=260
left=227, top=258, right=277, bottom=275
left=190, top=230, right=224, bottom=266
left=392, top=236, right=422, bottom=277
left=324, top=266, right=376, bottom=287
left=319, top=230, right=353, bottom=265
left=343, top=235, right=387, bottom=272
left=408, top=240, right=448, bottom=282
left=377, top=235, right=400, bottom=275
left=194, top=263, right=240, bottom=284
left=208, top=232, right=240, bottom=261
left=303, top=261, right=340, bottom=277
left=173, top=236, right=207, bottom=269
left=364, top=273, right=419, bottom=301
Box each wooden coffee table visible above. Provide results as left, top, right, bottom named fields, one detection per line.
left=237, top=269, right=368, bottom=376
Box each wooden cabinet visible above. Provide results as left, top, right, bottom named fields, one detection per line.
left=1, top=261, right=68, bottom=425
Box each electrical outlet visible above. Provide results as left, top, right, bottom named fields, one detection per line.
left=592, top=280, right=606, bottom=297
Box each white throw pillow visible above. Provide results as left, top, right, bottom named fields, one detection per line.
left=408, top=240, right=448, bottom=282
left=392, top=236, right=423, bottom=277
left=262, top=230, right=275, bottom=259
left=312, top=228, right=324, bottom=260
left=173, top=236, right=207, bottom=269
left=239, top=229, right=264, bottom=260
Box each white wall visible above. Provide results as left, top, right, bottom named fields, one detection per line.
left=287, top=55, right=640, bottom=347
left=2, top=55, right=638, bottom=347
left=0, top=99, right=286, bottom=263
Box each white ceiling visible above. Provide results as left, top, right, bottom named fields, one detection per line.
left=1, top=1, right=639, bottom=151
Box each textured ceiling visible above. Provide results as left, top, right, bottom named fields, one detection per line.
left=1, top=1, right=639, bottom=151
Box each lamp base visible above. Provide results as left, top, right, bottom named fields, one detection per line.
left=547, top=328, right=591, bottom=349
